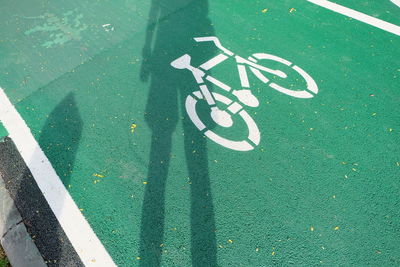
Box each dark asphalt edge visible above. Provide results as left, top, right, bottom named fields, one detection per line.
left=0, top=137, right=83, bottom=267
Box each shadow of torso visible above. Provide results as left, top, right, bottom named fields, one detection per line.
left=142, top=0, right=215, bottom=132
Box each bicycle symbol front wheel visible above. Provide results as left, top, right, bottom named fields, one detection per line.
left=249, top=53, right=319, bottom=98
left=185, top=91, right=260, bottom=151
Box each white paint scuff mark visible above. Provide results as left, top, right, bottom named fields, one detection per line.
left=23, top=10, right=88, bottom=48
left=0, top=87, right=116, bottom=267
left=307, top=0, right=400, bottom=36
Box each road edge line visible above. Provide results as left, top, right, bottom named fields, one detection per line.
left=391, top=0, right=400, bottom=7
left=307, top=0, right=400, bottom=36
left=0, top=87, right=116, bottom=266
left=390, top=0, right=400, bottom=7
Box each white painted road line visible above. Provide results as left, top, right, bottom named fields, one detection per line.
left=391, top=0, right=400, bottom=8
left=307, top=0, right=400, bottom=36
left=0, top=88, right=116, bottom=267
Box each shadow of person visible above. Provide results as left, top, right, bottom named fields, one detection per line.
left=139, top=1, right=218, bottom=266
left=38, top=93, right=83, bottom=187
left=37, top=93, right=83, bottom=265
left=0, top=93, right=83, bottom=266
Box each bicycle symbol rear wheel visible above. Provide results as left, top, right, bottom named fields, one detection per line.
left=185, top=91, right=260, bottom=151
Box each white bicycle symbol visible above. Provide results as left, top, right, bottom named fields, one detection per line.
left=171, top=37, right=319, bottom=151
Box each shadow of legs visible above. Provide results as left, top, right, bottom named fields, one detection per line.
left=139, top=134, right=172, bottom=267
left=184, top=120, right=218, bottom=267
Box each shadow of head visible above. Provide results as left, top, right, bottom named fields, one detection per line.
left=39, top=92, right=83, bottom=185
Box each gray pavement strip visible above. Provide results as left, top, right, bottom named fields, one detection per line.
left=0, top=174, right=47, bottom=267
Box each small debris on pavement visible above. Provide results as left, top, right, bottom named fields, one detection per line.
left=102, top=24, right=114, bottom=32
left=130, top=123, right=137, bottom=133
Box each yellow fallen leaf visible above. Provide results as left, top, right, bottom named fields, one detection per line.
left=130, top=123, right=137, bottom=133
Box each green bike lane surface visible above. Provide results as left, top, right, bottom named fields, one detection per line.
left=1, top=0, right=400, bottom=266
left=0, top=122, right=7, bottom=139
